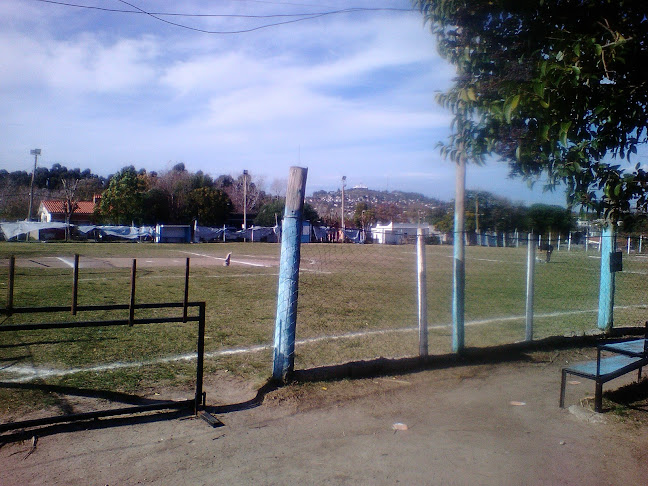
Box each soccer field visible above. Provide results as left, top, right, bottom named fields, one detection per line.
left=1, top=241, right=647, bottom=415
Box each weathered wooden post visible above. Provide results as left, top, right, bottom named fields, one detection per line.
left=597, top=225, right=617, bottom=331
left=525, top=233, right=536, bottom=341
left=272, top=167, right=308, bottom=381
left=417, top=228, right=428, bottom=357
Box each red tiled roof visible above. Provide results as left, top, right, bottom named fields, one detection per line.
left=40, top=200, right=96, bottom=215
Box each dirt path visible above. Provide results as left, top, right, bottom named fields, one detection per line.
left=1, top=350, right=647, bottom=485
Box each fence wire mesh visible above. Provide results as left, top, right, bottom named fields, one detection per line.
left=294, top=231, right=648, bottom=369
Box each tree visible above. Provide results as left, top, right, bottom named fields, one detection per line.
left=97, top=166, right=146, bottom=224
left=226, top=172, right=267, bottom=215
left=353, top=202, right=377, bottom=230
left=416, top=0, right=648, bottom=220
left=185, top=187, right=232, bottom=226
left=141, top=187, right=171, bottom=225
left=255, top=199, right=320, bottom=227
left=526, top=204, right=574, bottom=236
left=61, top=178, right=79, bottom=241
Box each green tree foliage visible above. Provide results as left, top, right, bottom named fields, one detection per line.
left=526, top=204, right=575, bottom=236
left=255, top=199, right=320, bottom=227
left=185, top=187, right=232, bottom=226
left=97, top=166, right=146, bottom=224
left=353, top=202, right=377, bottom=229
left=427, top=190, right=574, bottom=235
left=416, top=0, right=648, bottom=220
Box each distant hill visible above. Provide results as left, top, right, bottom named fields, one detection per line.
left=306, top=187, right=449, bottom=225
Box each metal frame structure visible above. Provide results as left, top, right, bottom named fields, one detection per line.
left=1, top=255, right=219, bottom=433
left=0, top=301, right=216, bottom=433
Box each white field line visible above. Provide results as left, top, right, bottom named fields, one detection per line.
left=56, top=257, right=75, bottom=268
left=444, top=255, right=524, bottom=264
left=6, top=305, right=647, bottom=384
left=178, top=250, right=271, bottom=267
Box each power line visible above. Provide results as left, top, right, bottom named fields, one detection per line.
left=31, top=0, right=414, bottom=34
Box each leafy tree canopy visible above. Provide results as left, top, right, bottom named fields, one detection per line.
left=416, top=0, right=648, bottom=221
left=255, top=199, right=320, bottom=227
left=186, top=187, right=232, bottom=226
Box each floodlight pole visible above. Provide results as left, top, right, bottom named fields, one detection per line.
left=27, top=149, right=41, bottom=221
left=341, top=175, right=346, bottom=239
left=243, top=169, right=248, bottom=241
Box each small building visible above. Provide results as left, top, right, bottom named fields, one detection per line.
left=372, top=222, right=431, bottom=245
left=38, top=198, right=97, bottom=224
left=155, top=224, right=192, bottom=243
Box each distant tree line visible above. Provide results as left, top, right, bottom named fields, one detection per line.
left=0, top=162, right=297, bottom=227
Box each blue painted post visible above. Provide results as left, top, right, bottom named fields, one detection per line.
left=597, top=225, right=616, bottom=331
left=272, top=167, right=308, bottom=381
left=452, top=157, right=466, bottom=353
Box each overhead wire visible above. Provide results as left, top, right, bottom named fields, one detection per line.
left=31, top=0, right=415, bottom=34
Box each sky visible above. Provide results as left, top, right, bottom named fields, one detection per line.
left=0, top=0, right=569, bottom=206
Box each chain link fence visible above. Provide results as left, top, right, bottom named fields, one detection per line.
left=293, top=230, right=648, bottom=370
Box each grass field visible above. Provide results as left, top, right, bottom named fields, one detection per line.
left=1, top=241, right=647, bottom=417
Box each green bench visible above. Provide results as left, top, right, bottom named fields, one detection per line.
left=560, top=353, right=647, bottom=412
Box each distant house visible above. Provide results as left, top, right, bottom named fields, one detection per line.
left=38, top=196, right=98, bottom=225
left=372, top=222, right=431, bottom=245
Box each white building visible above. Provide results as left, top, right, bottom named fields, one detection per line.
left=371, top=222, right=431, bottom=245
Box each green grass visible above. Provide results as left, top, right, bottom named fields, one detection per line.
left=1, top=241, right=647, bottom=417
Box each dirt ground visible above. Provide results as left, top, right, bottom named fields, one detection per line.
left=1, top=347, right=647, bottom=486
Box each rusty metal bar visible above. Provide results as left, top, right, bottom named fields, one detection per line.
left=0, top=315, right=200, bottom=332
left=2, top=301, right=204, bottom=315
left=195, top=302, right=206, bottom=413
left=71, top=254, right=79, bottom=315
left=129, top=259, right=136, bottom=326
left=0, top=301, right=213, bottom=433
left=0, top=400, right=194, bottom=433
left=7, top=255, right=15, bottom=316
left=183, top=258, right=190, bottom=323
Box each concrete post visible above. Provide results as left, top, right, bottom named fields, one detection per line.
left=525, top=233, right=536, bottom=341
left=417, top=228, right=428, bottom=357
left=597, top=225, right=616, bottom=331
left=452, top=157, right=466, bottom=353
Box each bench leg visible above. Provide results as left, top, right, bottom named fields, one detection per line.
left=560, top=369, right=568, bottom=408
left=595, top=381, right=603, bottom=413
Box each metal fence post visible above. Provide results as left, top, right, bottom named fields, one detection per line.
left=272, top=166, right=308, bottom=381
left=417, top=228, right=428, bottom=357
left=7, top=255, right=15, bottom=316
left=452, top=156, right=466, bottom=353
left=525, top=233, right=536, bottom=341
left=72, top=254, right=79, bottom=315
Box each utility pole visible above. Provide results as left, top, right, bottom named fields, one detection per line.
left=243, top=169, right=248, bottom=241
left=341, top=175, right=346, bottom=239
left=27, top=149, right=41, bottom=221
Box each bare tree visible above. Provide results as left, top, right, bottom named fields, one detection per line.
left=226, top=172, right=266, bottom=214
left=270, top=178, right=287, bottom=199
left=62, top=179, right=79, bottom=241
